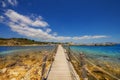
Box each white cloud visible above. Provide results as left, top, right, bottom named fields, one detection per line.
left=8, top=22, right=54, bottom=40
left=53, top=32, right=57, bottom=36
left=1, top=9, right=108, bottom=42
left=72, top=35, right=108, bottom=40
left=5, top=9, right=49, bottom=27
left=0, top=16, right=4, bottom=21
left=8, top=0, right=17, bottom=6
left=92, top=35, right=107, bottom=38
left=46, top=28, right=52, bottom=33
left=56, top=36, right=71, bottom=41
left=1, top=1, right=6, bottom=7
left=1, top=0, right=18, bottom=8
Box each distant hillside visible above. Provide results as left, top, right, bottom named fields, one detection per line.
left=0, top=38, right=54, bottom=46
left=71, top=42, right=117, bottom=46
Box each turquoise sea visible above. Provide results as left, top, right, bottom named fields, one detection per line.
left=70, top=44, right=120, bottom=69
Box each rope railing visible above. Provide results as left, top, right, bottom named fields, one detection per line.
left=66, top=46, right=120, bottom=80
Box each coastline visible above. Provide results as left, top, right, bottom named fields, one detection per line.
left=0, top=46, right=56, bottom=80
left=0, top=44, right=55, bottom=46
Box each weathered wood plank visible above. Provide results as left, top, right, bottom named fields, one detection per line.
left=47, top=45, right=72, bottom=80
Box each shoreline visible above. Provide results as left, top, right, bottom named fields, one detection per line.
left=0, top=44, right=55, bottom=46
left=0, top=47, right=55, bottom=80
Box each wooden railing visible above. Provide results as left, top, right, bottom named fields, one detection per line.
left=66, top=46, right=89, bottom=80
left=40, top=45, right=58, bottom=80
left=65, top=46, right=120, bottom=80
left=21, top=45, right=58, bottom=80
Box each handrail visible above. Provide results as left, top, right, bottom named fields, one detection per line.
left=66, top=46, right=98, bottom=80
left=65, top=47, right=80, bottom=80
left=70, top=52, right=98, bottom=80
left=45, top=45, right=58, bottom=80
left=65, top=53, right=80, bottom=80
left=67, top=46, right=120, bottom=80
left=21, top=45, right=58, bottom=80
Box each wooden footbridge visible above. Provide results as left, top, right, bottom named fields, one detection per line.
left=47, top=45, right=79, bottom=80
left=40, top=45, right=120, bottom=80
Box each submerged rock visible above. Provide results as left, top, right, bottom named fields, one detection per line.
left=103, top=56, right=108, bottom=58
left=118, top=58, right=120, bottom=60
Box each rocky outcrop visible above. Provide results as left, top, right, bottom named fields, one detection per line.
left=7, top=40, right=20, bottom=46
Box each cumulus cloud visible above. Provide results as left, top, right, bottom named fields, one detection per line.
left=1, top=0, right=17, bottom=7
left=0, top=16, right=5, bottom=22
left=1, top=1, right=6, bottom=7
left=5, top=9, right=49, bottom=27
left=1, top=9, right=108, bottom=41
left=8, top=0, right=17, bottom=6
left=8, top=22, right=54, bottom=40
left=72, top=35, right=108, bottom=40
left=53, top=32, right=57, bottom=36
left=46, top=28, right=52, bottom=33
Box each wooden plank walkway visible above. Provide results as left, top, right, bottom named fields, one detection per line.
left=47, top=45, right=73, bottom=80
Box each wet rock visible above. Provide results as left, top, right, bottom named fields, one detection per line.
left=0, top=55, right=4, bottom=58
left=39, top=51, right=42, bottom=53
left=118, top=58, right=120, bottom=60
left=103, top=56, right=108, bottom=58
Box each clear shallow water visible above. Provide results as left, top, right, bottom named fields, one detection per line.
left=0, top=46, right=55, bottom=55
left=70, top=44, right=120, bottom=63
left=69, top=45, right=120, bottom=79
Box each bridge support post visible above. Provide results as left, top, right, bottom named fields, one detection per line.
left=41, top=53, right=48, bottom=80
left=79, top=52, right=88, bottom=80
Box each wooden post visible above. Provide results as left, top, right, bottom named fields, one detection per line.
left=79, top=52, right=86, bottom=66
left=41, top=53, right=48, bottom=80
left=79, top=52, right=88, bottom=80
left=67, top=46, right=71, bottom=61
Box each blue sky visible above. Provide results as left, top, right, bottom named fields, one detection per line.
left=0, top=0, right=120, bottom=43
